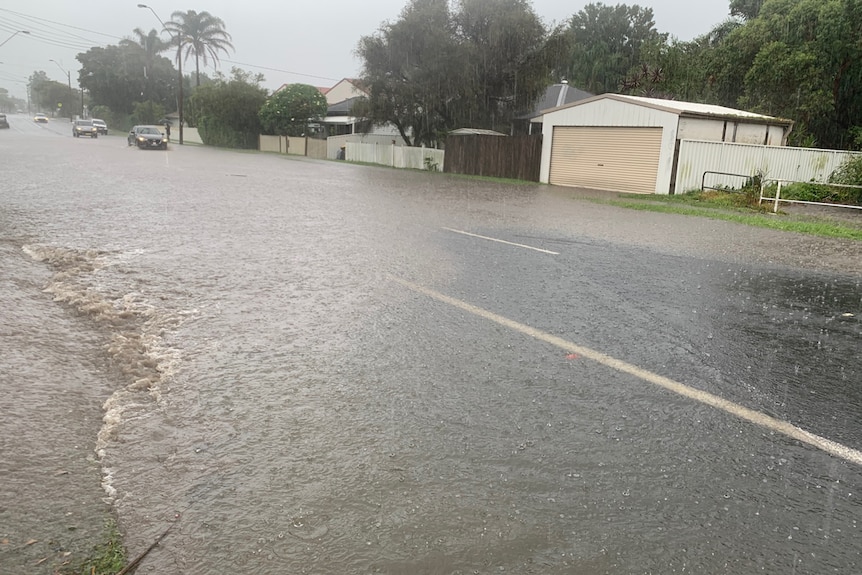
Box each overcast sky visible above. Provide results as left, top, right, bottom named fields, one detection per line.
left=1, top=1, right=734, bottom=101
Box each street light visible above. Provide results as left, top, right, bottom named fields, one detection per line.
left=0, top=30, right=30, bottom=48
left=49, top=59, right=74, bottom=118
left=138, top=3, right=183, bottom=144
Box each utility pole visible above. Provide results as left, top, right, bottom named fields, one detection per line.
left=138, top=4, right=183, bottom=144
left=49, top=59, right=73, bottom=118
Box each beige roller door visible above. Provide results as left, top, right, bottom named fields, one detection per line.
left=549, top=126, right=663, bottom=194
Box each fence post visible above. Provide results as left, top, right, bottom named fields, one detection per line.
left=773, top=181, right=782, bottom=213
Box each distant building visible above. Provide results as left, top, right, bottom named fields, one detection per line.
left=513, top=82, right=593, bottom=135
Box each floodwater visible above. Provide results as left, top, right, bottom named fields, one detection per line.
left=2, top=117, right=861, bottom=574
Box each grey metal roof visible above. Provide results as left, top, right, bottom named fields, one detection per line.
left=449, top=128, right=508, bottom=136
left=521, top=84, right=593, bottom=120
left=540, top=93, right=794, bottom=125
left=327, top=96, right=363, bottom=115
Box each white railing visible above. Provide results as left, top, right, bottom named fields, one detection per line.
left=759, top=179, right=862, bottom=213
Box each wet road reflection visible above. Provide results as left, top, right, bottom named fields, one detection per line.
left=1, top=130, right=860, bottom=573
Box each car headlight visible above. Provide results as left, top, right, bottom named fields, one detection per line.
left=138, top=136, right=146, bottom=141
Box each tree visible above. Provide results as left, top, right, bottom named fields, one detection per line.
left=165, top=10, right=234, bottom=87
left=0, top=87, right=25, bottom=113
left=356, top=0, right=460, bottom=146
left=455, top=0, right=569, bottom=131
left=701, top=0, right=862, bottom=148
left=356, top=0, right=565, bottom=146
left=190, top=67, right=267, bottom=148
left=77, top=43, right=176, bottom=114
left=120, top=28, right=168, bottom=77
left=730, top=0, right=766, bottom=19
left=28, top=71, right=75, bottom=115
left=259, top=84, right=328, bottom=136
left=561, top=3, right=667, bottom=94
left=131, top=100, right=166, bottom=125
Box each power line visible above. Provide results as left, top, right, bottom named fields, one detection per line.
left=1, top=8, right=350, bottom=87
left=221, top=59, right=341, bottom=82
left=0, top=8, right=123, bottom=41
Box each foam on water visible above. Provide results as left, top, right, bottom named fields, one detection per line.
left=23, top=243, right=195, bottom=502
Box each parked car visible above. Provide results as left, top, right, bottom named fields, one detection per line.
left=34, top=113, right=48, bottom=123
left=72, top=119, right=98, bottom=138
left=92, top=118, right=108, bottom=135
left=0, top=113, right=8, bottom=129
left=128, top=125, right=167, bottom=149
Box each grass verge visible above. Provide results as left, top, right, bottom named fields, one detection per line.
left=605, top=190, right=862, bottom=241
left=58, top=519, right=125, bottom=575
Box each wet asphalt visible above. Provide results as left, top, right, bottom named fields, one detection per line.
left=1, top=112, right=861, bottom=573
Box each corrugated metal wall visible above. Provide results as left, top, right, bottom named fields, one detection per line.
left=675, top=140, right=862, bottom=193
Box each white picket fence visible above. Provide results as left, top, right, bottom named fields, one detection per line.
left=344, top=142, right=445, bottom=171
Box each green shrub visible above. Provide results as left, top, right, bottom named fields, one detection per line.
left=823, top=155, right=862, bottom=204
left=829, top=155, right=862, bottom=197
left=780, top=182, right=860, bottom=205
left=198, top=115, right=258, bottom=149
left=130, top=101, right=166, bottom=126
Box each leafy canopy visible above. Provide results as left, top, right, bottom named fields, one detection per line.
left=165, top=10, right=234, bottom=87
left=190, top=67, right=267, bottom=148
left=77, top=43, right=176, bottom=115
left=259, top=84, right=328, bottom=136
left=561, top=2, right=666, bottom=95
left=356, top=0, right=567, bottom=146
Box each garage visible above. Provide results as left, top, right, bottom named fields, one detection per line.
left=549, top=126, right=662, bottom=194
left=538, top=94, right=793, bottom=194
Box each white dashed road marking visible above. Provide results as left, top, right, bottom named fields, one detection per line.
left=391, top=276, right=862, bottom=467
left=443, top=228, right=559, bottom=255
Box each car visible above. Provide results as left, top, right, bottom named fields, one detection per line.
left=34, top=113, right=48, bottom=123
left=0, top=113, right=8, bottom=129
left=92, top=118, right=108, bottom=135
left=128, top=125, right=167, bottom=150
left=72, top=119, right=98, bottom=138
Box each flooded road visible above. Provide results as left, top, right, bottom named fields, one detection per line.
left=2, top=114, right=861, bottom=574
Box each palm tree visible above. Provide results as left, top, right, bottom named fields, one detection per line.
left=120, top=27, right=168, bottom=77
left=164, top=10, right=234, bottom=87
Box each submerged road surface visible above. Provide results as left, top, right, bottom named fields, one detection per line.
left=1, top=114, right=861, bottom=574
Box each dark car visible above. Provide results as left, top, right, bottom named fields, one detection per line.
left=0, top=114, right=8, bottom=129
left=72, top=119, right=98, bottom=138
left=128, top=125, right=167, bottom=150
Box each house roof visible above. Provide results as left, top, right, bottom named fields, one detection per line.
left=327, top=96, right=363, bottom=115
left=540, top=93, right=794, bottom=125
left=449, top=128, right=508, bottom=136
left=522, top=83, right=593, bottom=120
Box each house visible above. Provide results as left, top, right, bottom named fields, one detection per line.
left=538, top=94, right=794, bottom=194
left=318, top=79, right=400, bottom=138
left=323, top=78, right=366, bottom=105
left=513, top=82, right=593, bottom=135
left=321, top=96, right=365, bottom=136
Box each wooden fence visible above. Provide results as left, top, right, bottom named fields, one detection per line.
left=258, top=135, right=327, bottom=158
left=443, top=134, right=542, bottom=182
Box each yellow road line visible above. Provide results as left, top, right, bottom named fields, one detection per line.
left=390, top=276, right=862, bottom=467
